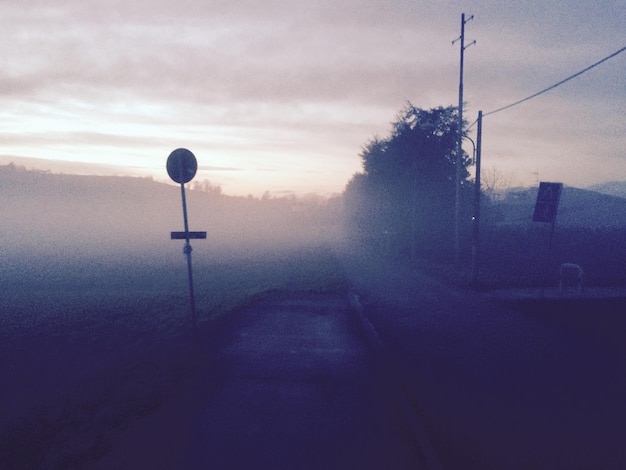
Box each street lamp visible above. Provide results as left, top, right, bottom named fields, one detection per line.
left=464, top=135, right=476, bottom=165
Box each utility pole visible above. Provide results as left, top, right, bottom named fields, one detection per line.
left=471, top=110, right=483, bottom=286
left=452, top=13, right=475, bottom=265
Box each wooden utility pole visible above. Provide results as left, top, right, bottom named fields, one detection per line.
left=453, top=13, right=475, bottom=265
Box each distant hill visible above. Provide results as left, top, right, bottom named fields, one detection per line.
left=488, top=185, right=626, bottom=229
left=0, top=164, right=341, bottom=264
left=588, top=181, right=626, bottom=199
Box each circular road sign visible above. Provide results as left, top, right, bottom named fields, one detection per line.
left=167, top=148, right=198, bottom=184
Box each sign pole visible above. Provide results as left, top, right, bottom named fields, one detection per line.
left=541, top=218, right=558, bottom=298
left=179, top=178, right=197, bottom=332
left=166, top=148, right=207, bottom=335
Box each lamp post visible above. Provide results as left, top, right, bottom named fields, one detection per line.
left=465, top=135, right=476, bottom=164
left=471, top=111, right=483, bottom=286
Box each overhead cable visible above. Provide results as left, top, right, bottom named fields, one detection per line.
left=482, top=45, right=626, bottom=118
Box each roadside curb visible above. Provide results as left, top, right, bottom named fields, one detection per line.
left=348, top=292, right=443, bottom=470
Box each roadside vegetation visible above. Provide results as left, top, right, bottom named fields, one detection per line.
left=342, top=103, right=626, bottom=289
left=477, top=224, right=626, bottom=288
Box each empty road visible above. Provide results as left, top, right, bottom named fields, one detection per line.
left=96, top=291, right=425, bottom=469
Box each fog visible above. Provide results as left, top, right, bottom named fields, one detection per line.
left=0, top=164, right=343, bottom=290
left=4, top=164, right=626, bottom=293
left=4, top=165, right=626, bottom=469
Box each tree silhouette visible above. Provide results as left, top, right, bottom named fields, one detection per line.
left=344, top=103, right=471, bottom=259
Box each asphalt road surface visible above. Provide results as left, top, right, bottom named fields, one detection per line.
left=183, top=292, right=422, bottom=469
left=96, top=291, right=423, bottom=469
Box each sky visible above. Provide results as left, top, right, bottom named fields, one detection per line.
left=0, top=0, right=624, bottom=197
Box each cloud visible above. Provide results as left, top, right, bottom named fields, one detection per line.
left=198, top=164, right=242, bottom=172
left=0, top=0, right=624, bottom=195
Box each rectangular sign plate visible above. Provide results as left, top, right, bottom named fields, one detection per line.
left=171, top=231, right=207, bottom=240
left=533, top=182, right=562, bottom=224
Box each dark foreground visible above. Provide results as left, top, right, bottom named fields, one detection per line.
left=343, top=256, right=626, bottom=469
left=4, top=252, right=626, bottom=469
left=95, top=260, right=626, bottom=469
left=95, top=292, right=421, bottom=469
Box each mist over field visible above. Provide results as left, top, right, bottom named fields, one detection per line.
left=4, top=163, right=626, bottom=290
left=0, top=164, right=342, bottom=288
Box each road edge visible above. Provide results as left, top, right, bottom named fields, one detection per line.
left=348, top=292, right=443, bottom=470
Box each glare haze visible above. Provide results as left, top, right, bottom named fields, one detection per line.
left=1, top=0, right=624, bottom=196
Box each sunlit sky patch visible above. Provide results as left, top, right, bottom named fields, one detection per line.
left=1, top=0, right=624, bottom=196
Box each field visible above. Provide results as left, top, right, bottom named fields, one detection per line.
left=0, top=246, right=346, bottom=469
left=477, top=224, right=626, bottom=288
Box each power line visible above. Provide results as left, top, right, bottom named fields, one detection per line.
left=483, top=45, right=626, bottom=118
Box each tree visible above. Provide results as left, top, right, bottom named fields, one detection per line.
left=344, top=103, right=472, bottom=259
left=481, top=165, right=516, bottom=201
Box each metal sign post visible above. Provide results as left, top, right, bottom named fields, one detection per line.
left=166, top=148, right=207, bottom=333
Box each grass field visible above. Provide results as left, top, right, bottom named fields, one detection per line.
left=0, top=245, right=346, bottom=469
